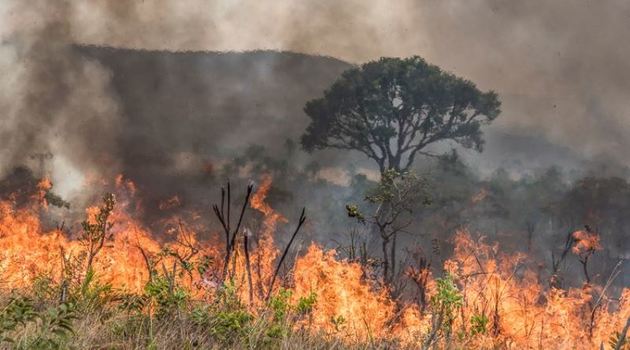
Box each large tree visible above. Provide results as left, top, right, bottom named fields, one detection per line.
left=301, top=56, right=501, bottom=174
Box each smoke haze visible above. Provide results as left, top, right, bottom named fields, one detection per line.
left=0, top=0, right=628, bottom=289
left=0, top=1, right=121, bottom=190
left=70, top=1, right=630, bottom=169
left=2, top=0, right=630, bottom=188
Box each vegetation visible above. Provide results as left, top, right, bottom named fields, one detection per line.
left=301, top=56, right=501, bottom=174
left=0, top=180, right=626, bottom=349
left=347, top=169, right=431, bottom=284
left=0, top=55, right=628, bottom=349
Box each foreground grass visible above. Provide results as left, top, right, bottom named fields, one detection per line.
left=0, top=278, right=403, bottom=350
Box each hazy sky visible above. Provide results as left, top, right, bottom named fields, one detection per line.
left=2, top=0, right=630, bottom=178
left=67, top=1, right=630, bottom=172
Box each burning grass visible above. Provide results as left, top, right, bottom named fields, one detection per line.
left=0, top=176, right=627, bottom=349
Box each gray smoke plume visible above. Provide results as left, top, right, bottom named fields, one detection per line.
left=2, top=0, right=630, bottom=194
left=0, top=1, right=628, bottom=288
left=0, top=1, right=121, bottom=197
left=69, top=0, right=630, bottom=174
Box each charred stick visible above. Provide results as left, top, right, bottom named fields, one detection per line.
left=226, top=184, right=253, bottom=279
left=214, top=203, right=232, bottom=280
left=265, top=208, right=306, bottom=301
left=550, top=230, right=574, bottom=288
left=228, top=184, right=253, bottom=255
left=215, top=182, right=254, bottom=281
left=220, top=187, right=225, bottom=221
left=212, top=205, right=230, bottom=249
left=227, top=181, right=231, bottom=233
left=580, top=257, right=591, bottom=284
left=244, top=234, right=254, bottom=306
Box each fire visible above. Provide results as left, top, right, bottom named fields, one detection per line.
left=290, top=231, right=629, bottom=348
left=158, top=195, right=182, bottom=210
left=433, top=231, right=628, bottom=349
left=0, top=200, right=68, bottom=288
left=250, top=174, right=288, bottom=235
left=572, top=229, right=602, bottom=256
left=0, top=175, right=627, bottom=348
left=229, top=175, right=286, bottom=305
left=36, top=176, right=52, bottom=208
left=0, top=177, right=210, bottom=294
left=292, top=244, right=395, bottom=341
left=471, top=187, right=489, bottom=204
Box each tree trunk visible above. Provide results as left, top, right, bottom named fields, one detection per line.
left=382, top=237, right=390, bottom=283
left=526, top=221, right=535, bottom=252
left=390, top=233, right=397, bottom=283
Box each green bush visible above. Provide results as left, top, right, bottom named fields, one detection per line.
left=470, top=313, right=489, bottom=336
left=296, top=291, right=317, bottom=316
left=210, top=309, right=252, bottom=342
left=0, top=297, right=76, bottom=349
left=144, top=276, right=188, bottom=317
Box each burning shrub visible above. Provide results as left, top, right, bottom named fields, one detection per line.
left=292, top=244, right=396, bottom=342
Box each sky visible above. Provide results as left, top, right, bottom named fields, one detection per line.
left=2, top=0, right=630, bottom=180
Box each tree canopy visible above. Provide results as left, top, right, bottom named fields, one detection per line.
left=301, top=56, right=501, bottom=174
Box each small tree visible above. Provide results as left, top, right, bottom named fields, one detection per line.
left=301, top=56, right=501, bottom=174
left=80, top=193, right=115, bottom=277
left=347, top=169, right=431, bottom=283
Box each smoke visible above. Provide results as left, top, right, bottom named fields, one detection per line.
left=2, top=0, right=630, bottom=195
left=412, top=1, right=630, bottom=173
left=0, top=0, right=628, bottom=285
left=68, top=0, right=630, bottom=173
left=0, top=1, right=122, bottom=196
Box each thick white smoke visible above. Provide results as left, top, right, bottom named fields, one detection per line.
left=0, top=1, right=121, bottom=196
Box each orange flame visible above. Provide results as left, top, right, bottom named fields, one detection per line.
left=293, top=244, right=395, bottom=341
left=571, top=229, right=602, bottom=256
left=0, top=176, right=627, bottom=348
left=158, top=195, right=182, bottom=210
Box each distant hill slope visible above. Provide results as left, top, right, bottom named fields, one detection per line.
left=76, top=46, right=352, bottom=151
left=76, top=45, right=352, bottom=170
left=73, top=46, right=590, bottom=187
left=73, top=46, right=353, bottom=205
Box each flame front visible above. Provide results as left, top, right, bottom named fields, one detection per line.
left=0, top=176, right=627, bottom=349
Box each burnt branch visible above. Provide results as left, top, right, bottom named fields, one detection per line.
left=244, top=233, right=253, bottom=306
left=550, top=231, right=574, bottom=288
left=212, top=181, right=254, bottom=282
left=265, top=208, right=306, bottom=301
